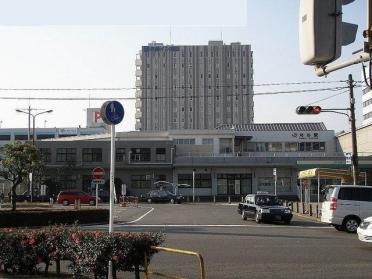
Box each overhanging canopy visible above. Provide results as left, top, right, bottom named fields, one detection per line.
left=298, top=168, right=365, bottom=181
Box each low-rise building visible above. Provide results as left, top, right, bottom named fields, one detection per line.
left=34, top=123, right=347, bottom=201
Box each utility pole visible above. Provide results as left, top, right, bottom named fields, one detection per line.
left=27, top=106, right=31, bottom=141
left=348, top=74, right=359, bottom=185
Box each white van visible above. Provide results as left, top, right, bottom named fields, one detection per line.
left=321, top=185, right=372, bottom=233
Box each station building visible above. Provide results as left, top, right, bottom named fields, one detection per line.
left=33, top=122, right=348, bottom=200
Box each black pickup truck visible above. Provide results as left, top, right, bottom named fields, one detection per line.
left=238, top=193, right=292, bottom=224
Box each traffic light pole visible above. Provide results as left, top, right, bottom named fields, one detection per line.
left=348, top=74, right=359, bottom=185
left=296, top=75, right=359, bottom=184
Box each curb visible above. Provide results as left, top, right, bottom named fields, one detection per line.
left=293, top=212, right=323, bottom=223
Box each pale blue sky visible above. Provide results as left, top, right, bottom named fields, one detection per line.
left=0, top=0, right=366, bottom=132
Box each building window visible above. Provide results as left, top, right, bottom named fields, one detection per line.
left=60, top=175, right=78, bottom=190
left=0, top=135, right=11, bottom=140
left=285, top=142, right=298, bottom=152
left=37, top=134, right=55, bottom=139
left=14, top=135, right=28, bottom=140
left=56, top=148, right=77, bottom=162
left=217, top=173, right=252, bottom=195
left=268, top=143, right=283, bottom=152
left=257, top=177, right=291, bottom=192
left=131, top=148, right=151, bottom=162
left=131, top=175, right=151, bottom=189
left=39, top=148, right=51, bottom=163
left=116, top=148, right=126, bottom=162
left=202, top=138, right=214, bottom=145
left=156, top=148, right=166, bottom=161
left=220, top=138, right=232, bottom=153
left=174, top=139, right=195, bottom=145
left=82, top=148, right=102, bottom=162
left=298, top=142, right=326, bottom=152
left=178, top=173, right=211, bottom=188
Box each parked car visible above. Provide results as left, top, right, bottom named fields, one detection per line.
left=238, top=193, right=292, bottom=224
left=56, top=191, right=100, bottom=206
left=16, top=191, right=51, bottom=202
left=146, top=190, right=184, bottom=204
left=357, top=216, right=372, bottom=242
left=321, top=185, right=372, bottom=233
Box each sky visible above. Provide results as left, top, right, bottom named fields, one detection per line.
left=0, top=0, right=366, bottom=133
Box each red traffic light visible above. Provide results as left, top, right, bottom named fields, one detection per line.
left=296, top=106, right=322, bottom=115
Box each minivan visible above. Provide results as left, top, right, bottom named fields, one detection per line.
left=321, top=185, right=372, bottom=233
left=56, top=191, right=99, bottom=206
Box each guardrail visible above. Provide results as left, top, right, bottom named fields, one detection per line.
left=144, top=246, right=206, bottom=279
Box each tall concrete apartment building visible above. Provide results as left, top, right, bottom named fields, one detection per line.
left=135, top=41, right=254, bottom=131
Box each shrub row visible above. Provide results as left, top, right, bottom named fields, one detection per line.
left=0, top=209, right=109, bottom=227
left=0, top=226, right=164, bottom=278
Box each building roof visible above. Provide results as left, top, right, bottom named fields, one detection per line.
left=216, top=123, right=328, bottom=132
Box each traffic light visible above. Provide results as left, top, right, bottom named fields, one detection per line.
left=296, top=106, right=322, bottom=115
left=299, top=0, right=358, bottom=66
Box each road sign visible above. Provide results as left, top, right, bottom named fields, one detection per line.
left=92, top=167, right=105, bottom=180
left=100, top=101, right=125, bottom=125
left=345, top=152, right=352, bottom=165
left=92, top=179, right=105, bottom=184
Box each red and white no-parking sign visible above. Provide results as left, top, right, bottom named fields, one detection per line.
left=92, top=167, right=105, bottom=180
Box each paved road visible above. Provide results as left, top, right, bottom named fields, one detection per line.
left=85, top=203, right=372, bottom=279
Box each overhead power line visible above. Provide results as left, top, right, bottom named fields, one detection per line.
left=0, top=80, right=352, bottom=92
left=0, top=86, right=355, bottom=101
left=306, top=89, right=350, bottom=106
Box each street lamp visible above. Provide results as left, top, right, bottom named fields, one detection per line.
left=16, top=108, right=53, bottom=202
left=16, top=109, right=53, bottom=145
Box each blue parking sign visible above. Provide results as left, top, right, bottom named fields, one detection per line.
left=101, top=101, right=124, bottom=125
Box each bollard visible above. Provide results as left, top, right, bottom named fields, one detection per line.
left=316, top=204, right=319, bottom=218
left=213, top=195, right=216, bottom=203
left=309, top=204, right=313, bottom=216
left=49, top=198, right=54, bottom=207
left=74, top=199, right=81, bottom=210
left=228, top=196, right=231, bottom=204
left=241, top=196, right=244, bottom=202
left=302, top=202, right=305, bottom=214
left=296, top=202, right=299, bottom=213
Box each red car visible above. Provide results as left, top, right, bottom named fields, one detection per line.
left=56, top=191, right=100, bottom=206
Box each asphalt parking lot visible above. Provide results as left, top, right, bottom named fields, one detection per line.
left=86, top=203, right=372, bottom=279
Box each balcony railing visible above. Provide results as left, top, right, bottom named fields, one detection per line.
left=174, top=151, right=345, bottom=158
left=135, top=100, right=142, bottom=108
left=135, top=111, right=142, bottom=118
left=135, top=80, right=142, bottom=87
left=135, top=90, right=142, bottom=98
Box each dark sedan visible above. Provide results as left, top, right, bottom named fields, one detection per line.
left=16, top=193, right=52, bottom=202
left=146, top=190, right=184, bottom=204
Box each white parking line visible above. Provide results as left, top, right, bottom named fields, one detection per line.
left=123, top=206, right=154, bottom=224
left=119, top=224, right=333, bottom=229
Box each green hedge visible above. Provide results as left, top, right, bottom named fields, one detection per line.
left=0, top=209, right=109, bottom=227
left=0, top=226, right=164, bottom=278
